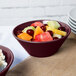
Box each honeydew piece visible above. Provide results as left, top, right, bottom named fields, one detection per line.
left=22, top=26, right=35, bottom=33
left=47, top=21, right=60, bottom=29
left=53, top=34, right=62, bottom=38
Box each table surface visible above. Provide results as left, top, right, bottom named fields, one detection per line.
left=6, top=36, right=76, bottom=76
left=0, top=26, right=29, bottom=68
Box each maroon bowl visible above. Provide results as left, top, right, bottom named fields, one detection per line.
left=13, top=20, right=71, bottom=57
left=0, top=45, right=14, bottom=76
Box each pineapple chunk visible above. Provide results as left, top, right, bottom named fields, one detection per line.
left=46, top=26, right=66, bottom=36
left=46, top=26, right=53, bottom=31
left=52, top=29, right=67, bottom=36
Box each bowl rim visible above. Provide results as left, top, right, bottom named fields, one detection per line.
left=68, top=7, right=76, bottom=22
left=0, top=45, right=14, bottom=74
left=13, top=20, right=71, bottom=44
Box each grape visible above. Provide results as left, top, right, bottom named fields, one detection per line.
left=58, top=27, right=66, bottom=31
left=26, top=29, right=34, bottom=36
left=53, top=37, right=59, bottom=40
left=41, top=26, right=46, bottom=32
left=31, top=38, right=33, bottom=41
left=47, top=30, right=53, bottom=36
left=44, top=24, right=48, bottom=26
left=34, top=26, right=37, bottom=28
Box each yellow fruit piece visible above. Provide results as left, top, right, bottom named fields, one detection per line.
left=46, top=26, right=54, bottom=31
left=46, top=26, right=48, bottom=29
left=52, top=29, right=67, bottom=36
left=46, top=26, right=66, bottom=36
left=17, top=33, right=32, bottom=41
left=34, top=26, right=44, bottom=39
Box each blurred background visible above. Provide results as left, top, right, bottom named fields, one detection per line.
left=0, top=0, right=76, bottom=26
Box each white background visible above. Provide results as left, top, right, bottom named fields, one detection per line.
left=0, top=0, right=76, bottom=26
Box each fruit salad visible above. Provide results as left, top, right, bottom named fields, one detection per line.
left=0, top=49, right=7, bottom=72
left=17, top=21, right=67, bottom=42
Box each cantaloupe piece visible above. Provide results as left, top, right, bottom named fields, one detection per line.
left=17, top=33, right=32, bottom=41
left=34, top=26, right=44, bottom=39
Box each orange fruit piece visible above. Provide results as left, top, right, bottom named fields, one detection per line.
left=34, top=26, right=44, bottom=39
left=17, top=33, right=32, bottom=41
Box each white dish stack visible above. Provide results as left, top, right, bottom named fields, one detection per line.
left=68, top=8, right=76, bottom=34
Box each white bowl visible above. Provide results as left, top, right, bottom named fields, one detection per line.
left=69, top=17, right=76, bottom=23
left=69, top=18, right=76, bottom=26
left=68, top=22, right=76, bottom=34
left=68, top=25, right=76, bottom=34
left=68, top=19, right=76, bottom=29
left=68, top=21, right=76, bottom=30
left=69, top=7, right=76, bottom=22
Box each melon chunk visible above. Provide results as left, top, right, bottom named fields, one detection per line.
left=22, top=26, right=35, bottom=33
left=31, top=22, right=43, bottom=27
left=53, top=34, right=62, bottom=38
left=47, top=21, right=60, bottom=29
left=17, top=33, right=32, bottom=41
left=34, top=26, right=44, bottom=39
left=35, top=32, right=53, bottom=42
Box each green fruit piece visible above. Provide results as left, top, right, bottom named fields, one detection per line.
left=22, top=26, right=35, bottom=33
left=53, top=34, right=62, bottom=38
left=47, top=21, right=60, bottom=29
